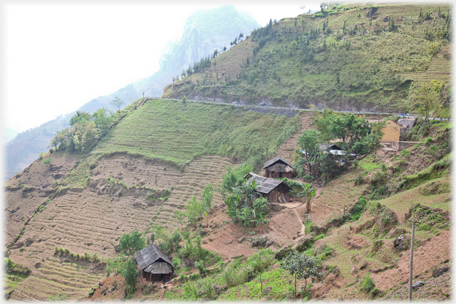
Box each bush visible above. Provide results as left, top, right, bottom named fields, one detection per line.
left=355, top=173, right=364, bottom=185
left=360, top=275, right=375, bottom=292
left=313, top=234, right=325, bottom=241
left=350, top=196, right=368, bottom=221
left=425, top=137, right=433, bottom=146
left=43, top=158, right=52, bottom=165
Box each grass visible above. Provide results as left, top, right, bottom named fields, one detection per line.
left=359, top=155, right=382, bottom=172
left=219, top=268, right=295, bottom=301
left=164, top=3, right=450, bottom=113
left=91, top=99, right=301, bottom=170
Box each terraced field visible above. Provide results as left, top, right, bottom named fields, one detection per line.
left=8, top=256, right=105, bottom=300
left=398, top=44, right=451, bottom=84
left=4, top=153, right=81, bottom=247
left=269, top=111, right=314, bottom=164
left=91, top=99, right=301, bottom=169
left=6, top=99, right=304, bottom=300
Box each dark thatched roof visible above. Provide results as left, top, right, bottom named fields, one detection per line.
left=263, top=156, right=293, bottom=170
left=246, top=172, right=290, bottom=195
left=135, top=244, right=173, bottom=273
left=144, top=262, right=173, bottom=274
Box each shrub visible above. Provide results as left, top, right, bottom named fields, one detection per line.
left=43, top=157, right=52, bottom=165
left=313, top=234, right=325, bottom=241
left=425, top=137, right=433, bottom=146
left=360, top=275, right=375, bottom=292
left=350, top=196, right=368, bottom=221
left=355, top=173, right=364, bottom=185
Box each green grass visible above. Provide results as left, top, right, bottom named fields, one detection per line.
left=91, top=99, right=301, bottom=170
left=359, top=155, right=382, bottom=172
left=165, top=3, right=450, bottom=113
left=219, top=268, right=294, bottom=301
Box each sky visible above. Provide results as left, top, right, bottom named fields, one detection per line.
left=2, top=0, right=323, bottom=134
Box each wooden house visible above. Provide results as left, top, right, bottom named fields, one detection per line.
left=262, top=156, right=294, bottom=178
left=135, top=244, right=173, bottom=282
left=245, top=172, right=291, bottom=203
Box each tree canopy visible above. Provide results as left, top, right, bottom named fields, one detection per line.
left=118, top=230, right=146, bottom=256
left=280, top=250, right=323, bottom=297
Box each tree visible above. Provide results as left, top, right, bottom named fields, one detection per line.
left=220, top=163, right=253, bottom=199
left=70, top=111, right=91, bottom=126
left=118, top=230, right=145, bottom=256
left=201, top=184, right=213, bottom=213
left=92, top=108, right=113, bottom=135
left=410, top=80, right=443, bottom=122
left=297, top=130, right=321, bottom=174
left=186, top=196, right=203, bottom=227
left=298, top=182, right=316, bottom=213
left=119, top=257, right=139, bottom=292
left=290, top=40, right=297, bottom=50
left=111, top=97, right=124, bottom=112
left=280, top=251, right=323, bottom=297
left=174, top=211, right=186, bottom=229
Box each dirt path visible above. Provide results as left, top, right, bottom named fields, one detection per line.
left=273, top=201, right=307, bottom=246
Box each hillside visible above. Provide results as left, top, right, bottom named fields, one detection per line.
left=4, top=98, right=302, bottom=300
left=82, top=115, right=451, bottom=302
left=163, top=3, right=451, bottom=114
left=4, top=5, right=260, bottom=180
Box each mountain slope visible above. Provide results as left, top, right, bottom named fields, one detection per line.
left=4, top=98, right=301, bottom=300
left=163, top=3, right=451, bottom=113
left=4, top=5, right=260, bottom=180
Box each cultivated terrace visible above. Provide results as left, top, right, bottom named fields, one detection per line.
left=3, top=2, right=452, bottom=302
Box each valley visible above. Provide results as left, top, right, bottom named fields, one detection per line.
left=3, top=2, right=452, bottom=302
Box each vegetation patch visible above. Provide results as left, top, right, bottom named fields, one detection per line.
left=4, top=258, right=31, bottom=299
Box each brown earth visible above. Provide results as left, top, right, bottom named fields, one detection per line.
left=5, top=153, right=236, bottom=300
left=4, top=153, right=81, bottom=248
left=371, top=229, right=452, bottom=291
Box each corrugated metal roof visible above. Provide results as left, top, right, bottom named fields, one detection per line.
left=319, top=143, right=342, bottom=151
left=246, top=173, right=289, bottom=194
left=134, top=244, right=173, bottom=272
left=263, top=156, right=293, bottom=170
left=144, top=262, right=173, bottom=274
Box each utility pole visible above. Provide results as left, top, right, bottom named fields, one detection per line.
left=408, top=219, right=421, bottom=302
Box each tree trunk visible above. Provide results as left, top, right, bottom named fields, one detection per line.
left=306, top=199, right=311, bottom=213
left=295, top=273, right=297, bottom=297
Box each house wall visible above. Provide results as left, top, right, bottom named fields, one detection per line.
left=380, top=120, right=401, bottom=142
left=390, top=141, right=420, bottom=151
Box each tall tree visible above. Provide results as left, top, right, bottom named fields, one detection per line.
left=280, top=251, right=323, bottom=297
left=298, top=182, right=316, bottom=213
left=110, top=97, right=124, bottom=112
left=410, top=80, right=443, bottom=122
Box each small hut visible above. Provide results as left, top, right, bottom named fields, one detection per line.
left=245, top=172, right=291, bottom=203
left=263, top=156, right=294, bottom=178
left=135, top=244, right=173, bottom=282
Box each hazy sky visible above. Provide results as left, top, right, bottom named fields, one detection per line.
left=2, top=0, right=323, bottom=134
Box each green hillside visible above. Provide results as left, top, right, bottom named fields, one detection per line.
left=163, top=3, right=451, bottom=113
left=59, top=98, right=301, bottom=188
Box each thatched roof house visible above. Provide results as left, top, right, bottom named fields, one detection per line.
left=135, top=244, right=173, bottom=281
left=262, top=156, right=294, bottom=178
left=244, top=172, right=291, bottom=203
